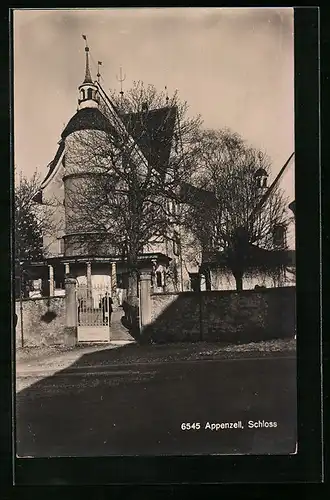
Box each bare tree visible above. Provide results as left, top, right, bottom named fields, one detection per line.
left=186, top=128, right=292, bottom=290
left=64, top=81, right=202, bottom=301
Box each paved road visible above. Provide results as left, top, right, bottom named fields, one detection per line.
left=16, top=354, right=297, bottom=457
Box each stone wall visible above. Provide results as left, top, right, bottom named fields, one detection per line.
left=150, top=293, right=201, bottom=342
left=15, top=297, right=66, bottom=347
left=148, top=287, right=295, bottom=344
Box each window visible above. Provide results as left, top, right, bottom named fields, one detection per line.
left=156, top=271, right=163, bottom=288
left=81, top=89, right=85, bottom=100
left=58, top=237, right=65, bottom=255
left=55, top=266, right=65, bottom=290
left=87, top=88, right=93, bottom=100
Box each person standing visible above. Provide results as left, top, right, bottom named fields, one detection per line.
left=101, top=292, right=113, bottom=326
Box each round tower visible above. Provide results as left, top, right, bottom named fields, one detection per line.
left=61, top=40, right=116, bottom=257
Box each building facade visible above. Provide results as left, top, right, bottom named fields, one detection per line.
left=28, top=44, right=196, bottom=302
left=23, top=45, right=295, bottom=300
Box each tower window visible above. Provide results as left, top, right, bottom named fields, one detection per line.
left=272, top=225, right=286, bottom=247
left=254, top=168, right=268, bottom=189
left=87, top=88, right=93, bottom=100
left=155, top=270, right=165, bottom=288
left=81, top=89, right=85, bottom=100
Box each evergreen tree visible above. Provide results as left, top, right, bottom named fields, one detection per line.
left=14, top=170, right=44, bottom=297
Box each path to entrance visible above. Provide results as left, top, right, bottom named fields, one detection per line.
left=110, top=308, right=135, bottom=342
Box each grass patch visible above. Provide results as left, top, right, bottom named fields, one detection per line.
left=70, top=338, right=296, bottom=367
left=196, top=338, right=296, bottom=358
left=15, top=338, right=296, bottom=367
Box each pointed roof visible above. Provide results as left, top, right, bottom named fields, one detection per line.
left=82, top=46, right=93, bottom=85
left=61, top=107, right=117, bottom=139
left=39, top=103, right=177, bottom=196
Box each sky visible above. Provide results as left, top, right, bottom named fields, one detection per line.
left=13, top=7, right=295, bottom=203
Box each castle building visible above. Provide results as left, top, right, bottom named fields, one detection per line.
left=28, top=43, right=193, bottom=302
left=23, top=43, right=295, bottom=301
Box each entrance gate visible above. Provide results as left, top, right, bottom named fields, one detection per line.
left=76, top=283, right=112, bottom=342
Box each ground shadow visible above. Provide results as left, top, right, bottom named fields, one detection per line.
left=121, top=300, right=142, bottom=342
left=16, top=340, right=297, bottom=459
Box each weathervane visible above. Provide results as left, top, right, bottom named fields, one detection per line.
left=116, top=67, right=126, bottom=102
left=82, top=34, right=88, bottom=48
left=97, top=61, right=102, bottom=83
left=165, top=85, right=169, bottom=104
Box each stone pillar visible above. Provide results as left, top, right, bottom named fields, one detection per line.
left=86, top=261, right=92, bottom=308
left=48, top=265, right=54, bottom=297
left=109, top=269, right=112, bottom=296
left=64, top=275, right=77, bottom=345
left=139, top=272, right=152, bottom=333
left=111, top=262, right=117, bottom=293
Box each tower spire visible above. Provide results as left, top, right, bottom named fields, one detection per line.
left=78, top=35, right=99, bottom=110
left=82, top=34, right=93, bottom=84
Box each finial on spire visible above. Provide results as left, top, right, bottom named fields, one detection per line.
left=116, top=67, right=126, bottom=103
left=82, top=34, right=92, bottom=84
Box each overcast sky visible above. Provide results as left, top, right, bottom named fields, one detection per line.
left=13, top=7, right=294, bottom=202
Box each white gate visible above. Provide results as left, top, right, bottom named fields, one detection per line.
left=76, top=283, right=112, bottom=342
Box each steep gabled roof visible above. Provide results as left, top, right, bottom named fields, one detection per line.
left=41, top=140, right=65, bottom=186
left=32, top=140, right=66, bottom=202
left=121, top=106, right=177, bottom=168
left=178, top=182, right=217, bottom=207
